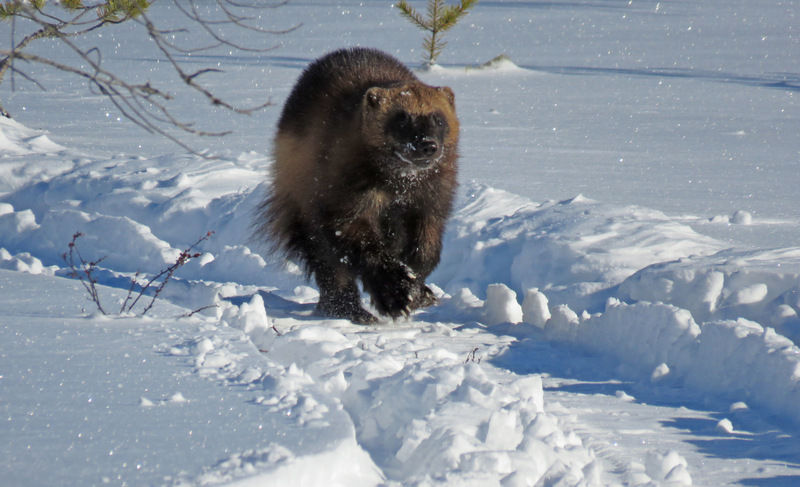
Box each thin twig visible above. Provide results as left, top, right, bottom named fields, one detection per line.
left=127, top=231, right=215, bottom=315
left=0, top=0, right=289, bottom=152
left=62, top=232, right=108, bottom=315
left=183, top=304, right=220, bottom=318
left=63, top=230, right=215, bottom=317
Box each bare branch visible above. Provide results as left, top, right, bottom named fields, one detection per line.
left=0, top=0, right=290, bottom=153
left=63, top=230, right=215, bottom=317
left=127, top=231, right=215, bottom=315
left=62, top=232, right=108, bottom=315
left=6, top=63, right=47, bottom=90
left=140, top=12, right=273, bottom=116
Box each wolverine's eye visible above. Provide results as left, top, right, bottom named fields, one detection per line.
left=432, top=113, right=445, bottom=128
left=393, top=111, right=412, bottom=131
left=387, top=111, right=416, bottom=140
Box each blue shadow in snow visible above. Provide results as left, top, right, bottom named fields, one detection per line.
left=486, top=330, right=800, bottom=484
left=124, top=54, right=314, bottom=70
left=222, top=289, right=318, bottom=322
left=478, top=1, right=638, bottom=12
left=738, top=477, right=800, bottom=487
left=519, top=64, right=800, bottom=93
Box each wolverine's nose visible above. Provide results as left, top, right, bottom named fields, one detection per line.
left=418, top=138, right=439, bottom=158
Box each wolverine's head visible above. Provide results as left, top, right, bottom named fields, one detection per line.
left=361, top=81, right=459, bottom=177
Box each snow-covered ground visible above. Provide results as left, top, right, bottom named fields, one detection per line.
left=1, top=1, right=799, bottom=485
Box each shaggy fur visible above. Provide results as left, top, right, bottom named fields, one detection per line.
left=254, top=47, right=459, bottom=324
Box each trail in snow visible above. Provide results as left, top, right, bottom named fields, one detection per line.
left=2, top=115, right=800, bottom=485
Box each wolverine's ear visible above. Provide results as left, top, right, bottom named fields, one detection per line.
left=365, top=87, right=387, bottom=108
left=438, top=86, right=455, bottom=108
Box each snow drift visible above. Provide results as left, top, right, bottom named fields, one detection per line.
left=2, top=112, right=800, bottom=484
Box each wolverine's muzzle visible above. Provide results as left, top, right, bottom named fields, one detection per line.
left=394, top=137, right=442, bottom=168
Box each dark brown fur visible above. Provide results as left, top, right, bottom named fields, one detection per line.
left=254, top=47, right=459, bottom=324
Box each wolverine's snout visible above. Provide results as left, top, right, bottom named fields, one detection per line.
left=395, top=136, right=442, bottom=168
left=418, top=137, right=439, bottom=158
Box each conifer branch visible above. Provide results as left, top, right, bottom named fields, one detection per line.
left=440, top=0, right=476, bottom=31
left=395, top=1, right=430, bottom=31
left=395, top=0, right=478, bottom=66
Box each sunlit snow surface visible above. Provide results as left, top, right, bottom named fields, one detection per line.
left=2, top=1, right=800, bottom=485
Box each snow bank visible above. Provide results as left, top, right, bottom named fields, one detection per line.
left=0, top=117, right=71, bottom=195
left=430, top=185, right=800, bottom=426
left=0, top=145, right=305, bottom=295
left=4, top=126, right=800, bottom=433
left=539, top=298, right=800, bottom=426
left=620, top=248, right=800, bottom=341
left=0, top=247, right=57, bottom=275
left=3, top=110, right=800, bottom=483
left=435, top=183, right=723, bottom=313
left=0, top=116, right=65, bottom=156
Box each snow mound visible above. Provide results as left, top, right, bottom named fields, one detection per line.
left=430, top=185, right=800, bottom=425
left=0, top=248, right=57, bottom=275
left=243, top=316, right=599, bottom=485
left=0, top=117, right=72, bottom=194
left=471, top=54, right=524, bottom=72
left=620, top=248, right=800, bottom=341
left=426, top=55, right=526, bottom=75
left=482, top=283, right=523, bottom=325
left=0, top=116, right=64, bottom=156
left=435, top=183, right=723, bottom=313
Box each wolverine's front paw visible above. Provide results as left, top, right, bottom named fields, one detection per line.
left=317, top=292, right=378, bottom=325
left=410, top=284, right=438, bottom=310
left=367, top=264, right=417, bottom=319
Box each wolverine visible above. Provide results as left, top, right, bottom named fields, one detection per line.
left=254, top=47, right=459, bottom=324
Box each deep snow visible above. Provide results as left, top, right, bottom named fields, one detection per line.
left=1, top=1, right=800, bottom=485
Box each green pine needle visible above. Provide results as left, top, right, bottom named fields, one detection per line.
left=396, top=0, right=478, bottom=65
left=1, top=1, right=150, bottom=21
left=61, top=0, right=84, bottom=9
left=0, top=1, right=23, bottom=19
left=99, top=0, right=150, bottom=21
left=396, top=0, right=431, bottom=31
